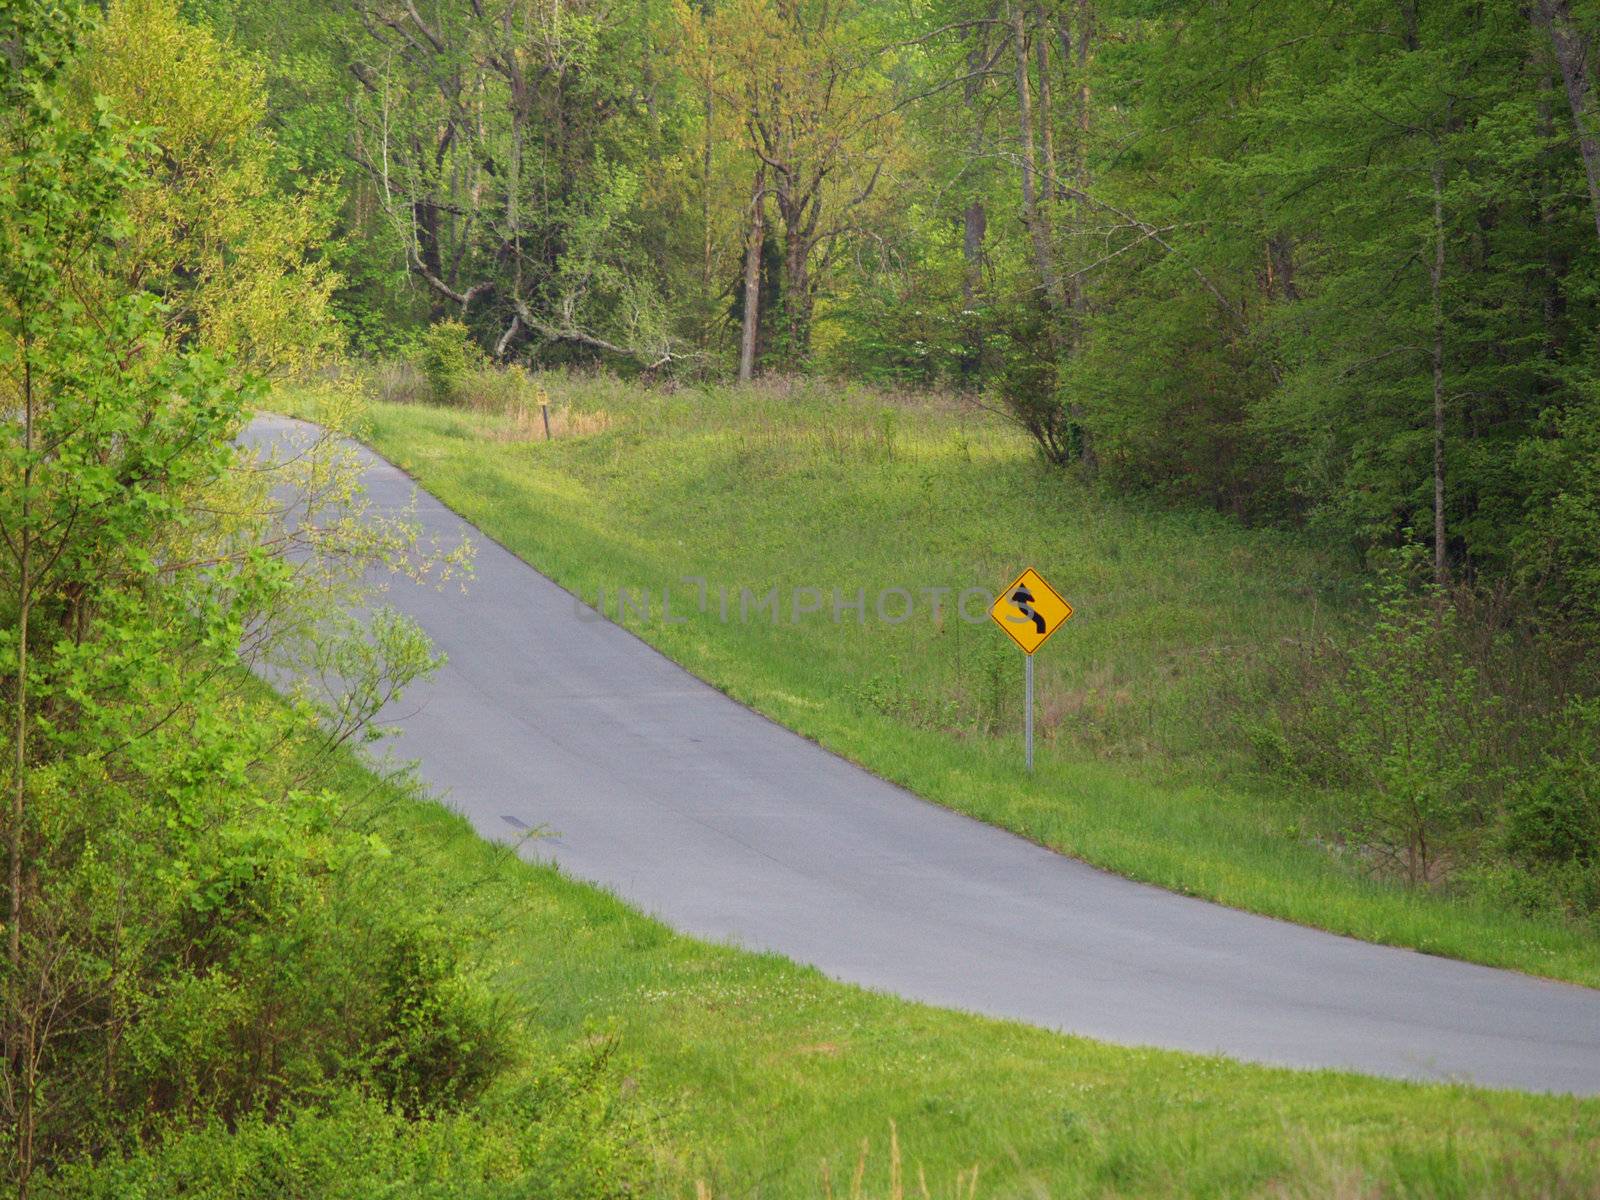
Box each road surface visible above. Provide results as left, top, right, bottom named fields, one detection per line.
left=248, top=414, right=1600, bottom=1093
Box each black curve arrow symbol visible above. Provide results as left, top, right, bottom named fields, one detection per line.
left=1008, top=586, right=1046, bottom=634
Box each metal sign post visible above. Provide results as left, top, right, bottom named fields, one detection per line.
left=988, top=567, right=1073, bottom=774
left=1025, top=653, right=1034, bottom=772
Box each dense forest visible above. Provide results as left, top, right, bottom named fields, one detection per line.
left=186, top=0, right=1600, bottom=629
left=7, top=0, right=1600, bottom=1193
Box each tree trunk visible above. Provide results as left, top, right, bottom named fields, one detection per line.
left=1267, top=233, right=1299, bottom=302
left=1071, top=0, right=1096, bottom=467
left=1009, top=1, right=1066, bottom=343
left=1050, top=5, right=1078, bottom=322
left=507, top=83, right=525, bottom=303
left=1538, top=69, right=1567, bottom=354
left=1033, top=7, right=1057, bottom=201
left=703, top=89, right=714, bottom=293
left=738, top=166, right=766, bottom=382
left=1430, top=157, right=1448, bottom=588
left=960, top=28, right=990, bottom=378
left=1534, top=0, right=1600, bottom=244
left=961, top=200, right=987, bottom=374
left=9, top=330, right=35, bottom=1200
left=701, top=12, right=715, bottom=300
left=413, top=198, right=448, bottom=319
left=1071, top=0, right=1092, bottom=299
left=782, top=227, right=812, bottom=362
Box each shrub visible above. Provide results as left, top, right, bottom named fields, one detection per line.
left=368, top=924, right=510, bottom=1117
left=41, top=1054, right=650, bottom=1200
left=1504, top=699, right=1600, bottom=866
left=1504, top=775, right=1595, bottom=869
left=7, top=767, right=517, bottom=1174
left=1245, top=558, right=1501, bottom=886
left=411, top=318, right=479, bottom=403
left=990, top=299, right=1079, bottom=467
left=1245, top=557, right=1600, bottom=918
left=1473, top=697, right=1600, bottom=922
left=1329, top=573, right=1496, bottom=884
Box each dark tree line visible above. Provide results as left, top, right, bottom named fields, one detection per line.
left=192, top=0, right=1600, bottom=625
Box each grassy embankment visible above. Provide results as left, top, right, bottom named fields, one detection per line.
left=275, top=373, right=1600, bottom=988
left=55, top=703, right=1600, bottom=1197
left=374, top=759, right=1600, bottom=1198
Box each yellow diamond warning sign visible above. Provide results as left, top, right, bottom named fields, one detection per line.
left=989, top=567, right=1073, bottom=655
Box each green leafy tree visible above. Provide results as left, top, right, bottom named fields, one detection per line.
left=1, top=3, right=235, bottom=1182
left=83, top=0, right=344, bottom=373
left=1, top=5, right=478, bottom=1190
left=337, top=0, right=681, bottom=368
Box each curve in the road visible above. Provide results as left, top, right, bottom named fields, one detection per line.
left=248, top=414, right=1600, bottom=1094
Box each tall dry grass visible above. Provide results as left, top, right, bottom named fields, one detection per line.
left=695, top=1123, right=980, bottom=1200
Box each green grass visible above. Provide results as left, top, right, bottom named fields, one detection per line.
left=354, top=757, right=1600, bottom=1199
left=273, top=374, right=1600, bottom=988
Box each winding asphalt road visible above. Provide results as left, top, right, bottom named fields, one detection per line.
left=249, top=414, right=1600, bottom=1094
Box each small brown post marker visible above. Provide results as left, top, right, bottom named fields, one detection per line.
left=540, top=400, right=551, bottom=441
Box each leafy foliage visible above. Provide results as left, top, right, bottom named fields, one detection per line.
left=412, top=318, right=480, bottom=404
left=41, top=1041, right=648, bottom=1199
left=0, top=6, right=637, bottom=1195
left=1326, top=571, right=1497, bottom=885
left=82, top=0, right=343, bottom=373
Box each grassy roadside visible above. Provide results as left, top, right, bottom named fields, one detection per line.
left=358, top=757, right=1600, bottom=1198
left=273, top=378, right=1600, bottom=987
